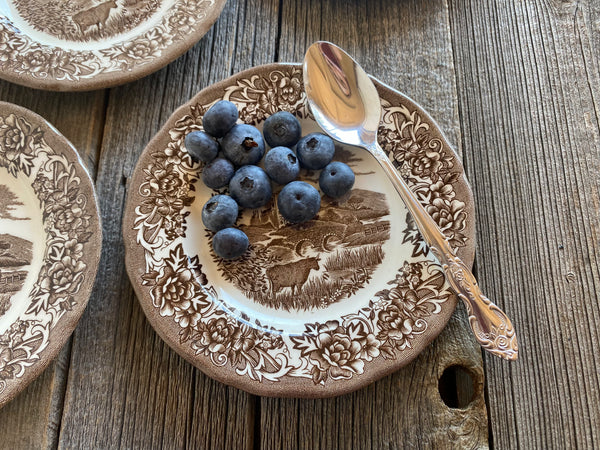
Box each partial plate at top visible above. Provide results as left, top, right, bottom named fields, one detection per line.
left=0, top=0, right=227, bottom=91
left=124, top=63, right=476, bottom=398
left=0, top=102, right=101, bottom=408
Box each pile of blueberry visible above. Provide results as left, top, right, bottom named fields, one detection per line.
left=185, top=100, right=355, bottom=259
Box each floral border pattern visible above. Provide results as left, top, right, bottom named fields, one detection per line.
left=0, top=0, right=217, bottom=83
left=0, top=113, right=93, bottom=395
left=133, top=66, right=469, bottom=385
left=378, top=103, right=468, bottom=257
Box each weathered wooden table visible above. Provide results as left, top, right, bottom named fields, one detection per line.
left=1, top=0, right=599, bottom=448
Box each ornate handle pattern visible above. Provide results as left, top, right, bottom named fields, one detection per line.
left=429, top=247, right=518, bottom=360
left=369, top=142, right=519, bottom=360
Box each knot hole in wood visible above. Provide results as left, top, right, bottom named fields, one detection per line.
left=438, top=365, right=478, bottom=409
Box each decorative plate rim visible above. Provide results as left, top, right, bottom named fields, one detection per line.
left=0, top=0, right=227, bottom=91
left=0, top=101, right=102, bottom=408
left=123, top=62, right=476, bottom=398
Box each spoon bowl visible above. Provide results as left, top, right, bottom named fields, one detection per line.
left=304, top=42, right=380, bottom=149
left=303, top=41, right=518, bottom=360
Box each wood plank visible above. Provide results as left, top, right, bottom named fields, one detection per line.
left=448, top=0, right=600, bottom=447
left=259, top=1, right=488, bottom=448
left=56, top=0, right=278, bottom=447
left=0, top=84, right=106, bottom=449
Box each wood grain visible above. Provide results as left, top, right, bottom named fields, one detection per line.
left=258, top=1, right=488, bottom=448
left=0, top=85, right=106, bottom=449
left=449, top=0, right=600, bottom=447
left=7, top=0, right=599, bottom=447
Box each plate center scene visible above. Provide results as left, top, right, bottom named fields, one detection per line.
left=184, top=128, right=423, bottom=334
left=0, top=168, right=45, bottom=334
left=8, top=0, right=169, bottom=44
left=228, top=185, right=390, bottom=312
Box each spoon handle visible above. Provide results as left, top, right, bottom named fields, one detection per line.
left=369, top=143, right=518, bottom=360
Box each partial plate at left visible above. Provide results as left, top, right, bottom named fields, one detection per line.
left=0, top=102, right=101, bottom=408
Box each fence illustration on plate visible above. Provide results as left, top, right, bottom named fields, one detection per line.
left=0, top=235, right=32, bottom=317
left=0, top=271, right=27, bottom=285
left=0, top=185, right=33, bottom=316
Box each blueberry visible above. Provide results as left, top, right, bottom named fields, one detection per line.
left=212, top=227, right=249, bottom=259
left=264, top=146, right=300, bottom=185
left=229, top=165, right=272, bottom=209
left=185, top=131, right=219, bottom=163
left=262, top=111, right=302, bottom=148
left=221, top=124, right=266, bottom=166
left=203, top=100, right=239, bottom=138
left=277, top=181, right=321, bottom=223
left=319, top=162, right=355, bottom=198
left=296, top=132, right=335, bottom=170
left=201, top=195, right=239, bottom=232
left=202, top=157, right=235, bottom=189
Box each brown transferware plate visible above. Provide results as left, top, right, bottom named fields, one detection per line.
left=123, top=63, right=475, bottom=398
left=0, top=102, right=101, bottom=408
left=0, top=0, right=227, bottom=91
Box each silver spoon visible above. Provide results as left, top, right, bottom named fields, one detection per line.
left=303, top=41, right=518, bottom=360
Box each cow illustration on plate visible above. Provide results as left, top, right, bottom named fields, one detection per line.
left=0, top=184, right=33, bottom=317
left=214, top=188, right=391, bottom=311
left=12, top=0, right=163, bottom=42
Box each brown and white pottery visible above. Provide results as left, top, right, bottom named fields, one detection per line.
left=123, top=63, right=476, bottom=398
left=0, top=102, right=101, bottom=408
left=0, top=0, right=227, bottom=91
